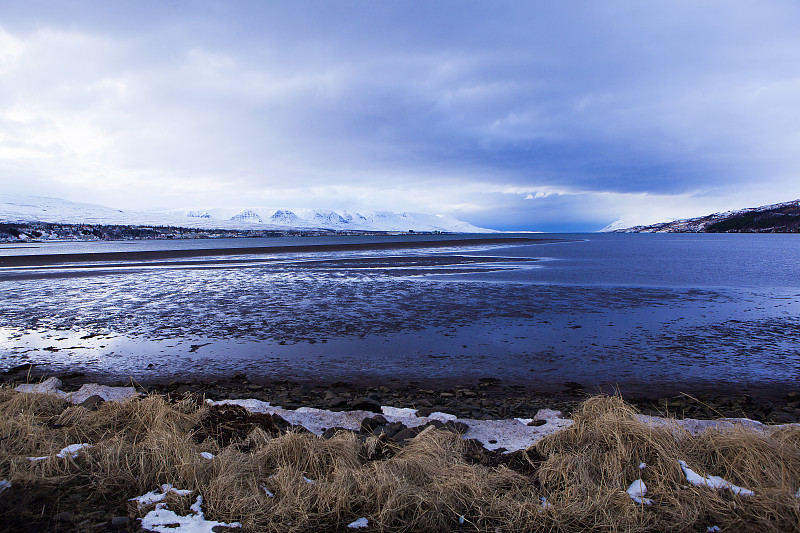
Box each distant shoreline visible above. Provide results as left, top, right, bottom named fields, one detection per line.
left=0, top=236, right=562, bottom=267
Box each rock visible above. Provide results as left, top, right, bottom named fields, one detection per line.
left=52, top=511, right=73, bottom=523
left=231, top=373, right=247, bottom=382
left=78, top=395, right=104, bottom=411
left=382, top=421, right=407, bottom=439
left=111, top=516, right=129, bottom=527
left=439, top=392, right=454, bottom=398
left=327, top=396, right=348, bottom=408
left=392, top=427, right=419, bottom=443
left=528, top=419, right=547, bottom=427
left=360, top=415, right=389, bottom=434
left=416, top=398, right=432, bottom=408
left=350, top=397, right=382, bottom=413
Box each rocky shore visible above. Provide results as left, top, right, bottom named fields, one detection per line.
left=4, top=364, right=799, bottom=425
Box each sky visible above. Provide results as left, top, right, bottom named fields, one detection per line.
left=1, top=1, right=800, bottom=231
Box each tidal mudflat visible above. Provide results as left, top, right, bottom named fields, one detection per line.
left=1, top=234, right=799, bottom=400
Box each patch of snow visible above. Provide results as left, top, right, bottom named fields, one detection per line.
left=639, top=414, right=765, bottom=435
left=707, top=526, right=721, bottom=532
left=28, top=443, right=92, bottom=462
left=0, top=479, right=10, bottom=494
left=199, top=452, right=214, bottom=460
left=427, top=411, right=458, bottom=422
left=15, top=377, right=66, bottom=396
left=260, top=483, right=274, bottom=498
left=15, top=379, right=138, bottom=403
left=140, top=495, right=241, bottom=533
left=130, top=484, right=194, bottom=509
left=381, top=406, right=417, bottom=418
left=206, top=399, right=573, bottom=452
left=679, top=460, right=754, bottom=496
left=533, top=409, right=564, bottom=420
left=639, top=462, right=647, bottom=470
left=347, top=517, right=368, bottom=529
left=56, top=443, right=92, bottom=459
left=626, top=479, right=653, bottom=505
left=67, top=383, right=139, bottom=404
left=539, top=497, right=552, bottom=510
left=302, top=476, right=315, bottom=485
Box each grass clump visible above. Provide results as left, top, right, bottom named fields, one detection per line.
left=0, top=387, right=799, bottom=532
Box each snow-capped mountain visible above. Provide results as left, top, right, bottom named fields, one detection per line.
left=166, top=206, right=495, bottom=233
left=609, top=200, right=800, bottom=233
left=0, top=194, right=495, bottom=233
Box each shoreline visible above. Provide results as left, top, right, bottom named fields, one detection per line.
left=4, top=365, right=799, bottom=424
left=0, top=236, right=560, bottom=267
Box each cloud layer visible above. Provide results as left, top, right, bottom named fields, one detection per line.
left=1, top=1, right=799, bottom=230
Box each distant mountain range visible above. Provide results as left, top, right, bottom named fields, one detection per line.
left=612, top=200, right=800, bottom=233
left=0, top=195, right=495, bottom=233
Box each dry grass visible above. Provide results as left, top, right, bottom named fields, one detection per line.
left=1, top=388, right=799, bottom=532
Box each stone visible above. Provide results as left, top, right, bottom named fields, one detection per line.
left=360, top=415, right=389, bottom=434
left=350, top=397, right=382, bottom=413
left=78, top=394, right=104, bottom=411
left=111, top=516, right=129, bottom=527
left=382, top=421, right=407, bottom=439
left=52, top=511, right=73, bottom=523
left=392, top=427, right=419, bottom=443
left=327, top=395, right=348, bottom=408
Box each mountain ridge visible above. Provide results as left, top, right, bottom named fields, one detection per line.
left=0, top=194, right=495, bottom=234
left=611, top=200, right=800, bottom=233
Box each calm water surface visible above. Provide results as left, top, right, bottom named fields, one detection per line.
left=1, top=233, right=798, bottom=398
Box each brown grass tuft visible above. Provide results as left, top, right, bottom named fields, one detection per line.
left=1, top=386, right=799, bottom=532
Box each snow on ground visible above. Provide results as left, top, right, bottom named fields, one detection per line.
left=0, top=479, right=10, bottom=494
left=28, top=443, right=92, bottom=462
left=13, top=381, right=799, bottom=453
left=139, top=494, right=241, bottom=533
left=131, top=484, right=194, bottom=508
left=626, top=479, right=653, bottom=505
left=208, top=399, right=572, bottom=452
left=638, top=414, right=769, bottom=435
left=15, top=378, right=139, bottom=404
left=347, top=517, right=369, bottom=529
left=679, top=460, right=755, bottom=496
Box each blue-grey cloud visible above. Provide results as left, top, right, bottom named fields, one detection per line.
left=1, top=1, right=799, bottom=230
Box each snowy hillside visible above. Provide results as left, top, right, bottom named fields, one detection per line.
left=609, top=200, right=800, bottom=233
left=0, top=195, right=495, bottom=233
left=165, top=207, right=494, bottom=233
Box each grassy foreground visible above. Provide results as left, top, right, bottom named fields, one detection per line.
left=1, top=387, right=799, bottom=532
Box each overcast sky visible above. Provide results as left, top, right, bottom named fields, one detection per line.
left=1, top=1, right=799, bottom=231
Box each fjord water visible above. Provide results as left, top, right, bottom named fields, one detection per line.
left=1, top=233, right=798, bottom=398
